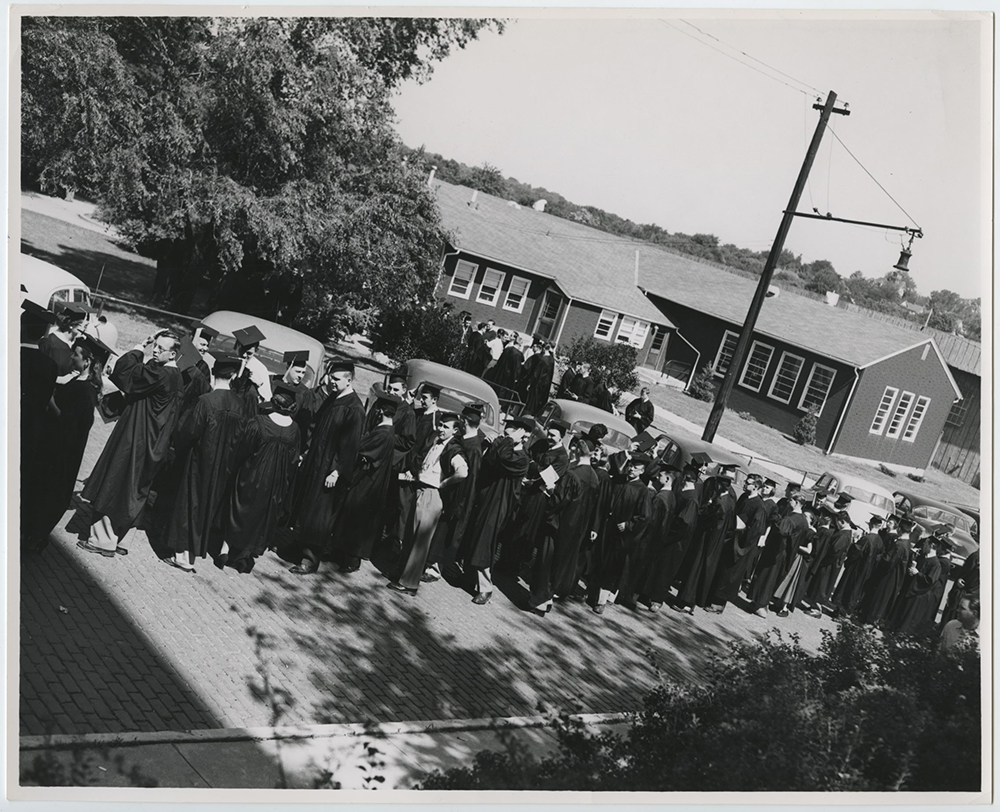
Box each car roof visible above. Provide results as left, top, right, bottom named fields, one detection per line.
left=824, top=472, right=896, bottom=500
left=200, top=310, right=326, bottom=372
left=655, top=431, right=748, bottom=469
left=551, top=399, right=637, bottom=439
left=893, top=489, right=973, bottom=515
left=404, top=359, right=501, bottom=405
left=19, top=253, right=91, bottom=304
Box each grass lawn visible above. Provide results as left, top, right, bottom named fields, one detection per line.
left=20, top=201, right=981, bottom=513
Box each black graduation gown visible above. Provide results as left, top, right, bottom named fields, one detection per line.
left=636, top=487, right=678, bottom=598
left=642, top=488, right=699, bottom=602
left=708, top=493, right=769, bottom=606
left=21, top=348, right=58, bottom=539
left=529, top=463, right=601, bottom=606
left=162, top=389, right=249, bottom=557
left=580, top=466, right=613, bottom=582
left=224, top=415, right=301, bottom=567
left=465, top=331, right=486, bottom=374
left=591, top=478, right=651, bottom=593
left=591, top=386, right=615, bottom=414
left=180, top=360, right=212, bottom=418
left=270, top=374, right=316, bottom=452
left=748, top=513, right=810, bottom=609
left=429, top=432, right=485, bottom=567
left=487, top=345, right=524, bottom=391
left=501, top=441, right=571, bottom=570
left=677, top=490, right=737, bottom=607
left=940, top=550, right=980, bottom=625
left=624, top=398, right=654, bottom=434
left=570, top=374, right=595, bottom=404
left=890, top=555, right=943, bottom=635
left=288, top=390, right=365, bottom=552
left=858, top=536, right=912, bottom=624
left=330, top=424, right=396, bottom=560
left=31, top=379, right=99, bottom=539
left=804, top=528, right=853, bottom=605
left=81, top=351, right=183, bottom=538
left=832, top=532, right=885, bottom=613
left=460, top=436, right=529, bottom=570
left=522, top=354, right=555, bottom=415
left=38, top=333, right=74, bottom=376
left=557, top=369, right=578, bottom=399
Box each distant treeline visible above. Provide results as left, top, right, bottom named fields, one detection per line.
left=404, top=147, right=981, bottom=342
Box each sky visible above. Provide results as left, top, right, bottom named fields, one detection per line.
left=391, top=12, right=989, bottom=299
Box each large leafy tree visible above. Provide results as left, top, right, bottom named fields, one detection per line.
left=22, top=16, right=503, bottom=338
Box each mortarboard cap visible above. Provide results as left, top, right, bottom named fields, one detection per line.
left=717, top=463, right=741, bottom=475
left=209, top=350, right=242, bottom=376
left=418, top=381, right=443, bottom=398
left=933, top=522, right=956, bottom=537
left=681, top=463, right=701, bottom=482
left=549, top=419, right=571, bottom=436
left=763, top=478, right=778, bottom=489
left=657, top=463, right=682, bottom=476
left=74, top=333, right=113, bottom=366
left=834, top=491, right=854, bottom=506
left=374, top=392, right=401, bottom=415
left=507, top=414, right=535, bottom=431
left=634, top=430, right=657, bottom=453
left=438, top=411, right=460, bottom=424
left=868, top=515, right=885, bottom=527
left=326, top=358, right=355, bottom=375
left=630, top=453, right=653, bottom=468
left=272, top=380, right=301, bottom=400
left=689, top=451, right=713, bottom=468
left=192, top=323, right=219, bottom=341
left=21, top=299, right=57, bottom=325
left=55, top=301, right=95, bottom=321
left=388, top=370, right=409, bottom=384
left=283, top=349, right=310, bottom=369
left=834, top=510, right=853, bottom=525
left=175, top=335, right=205, bottom=372
left=462, top=402, right=485, bottom=418
left=232, top=325, right=266, bottom=350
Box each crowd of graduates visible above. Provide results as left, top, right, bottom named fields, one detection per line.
left=20, top=300, right=978, bottom=643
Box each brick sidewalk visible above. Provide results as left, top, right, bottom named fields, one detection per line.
left=20, top=418, right=837, bottom=738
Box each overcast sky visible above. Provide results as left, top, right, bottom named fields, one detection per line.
left=392, top=12, right=988, bottom=299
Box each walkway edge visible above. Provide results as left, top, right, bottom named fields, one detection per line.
left=20, top=711, right=635, bottom=751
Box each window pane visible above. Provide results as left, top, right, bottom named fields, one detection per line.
left=615, top=317, right=649, bottom=348
left=503, top=276, right=530, bottom=312
left=869, top=386, right=898, bottom=434
left=651, top=327, right=667, bottom=351
left=476, top=268, right=505, bottom=305
left=448, top=260, right=477, bottom=299
left=714, top=331, right=740, bottom=376
left=886, top=391, right=914, bottom=438
left=799, top=364, right=836, bottom=414
left=902, top=395, right=930, bottom=442
left=945, top=398, right=968, bottom=428
left=739, top=342, right=774, bottom=392
left=595, top=310, right=616, bottom=340
left=768, top=353, right=804, bottom=403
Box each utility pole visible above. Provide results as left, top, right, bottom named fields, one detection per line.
left=702, top=90, right=850, bottom=443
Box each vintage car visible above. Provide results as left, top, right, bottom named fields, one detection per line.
left=199, top=311, right=327, bottom=389
left=368, top=358, right=503, bottom=439
left=893, top=490, right=979, bottom=564
left=534, top=399, right=636, bottom=452
left=803, top=472, right=896, bottom=529
left=20, top=252, right=93, bottom=311
left=650, top=432, right=750, bottom=491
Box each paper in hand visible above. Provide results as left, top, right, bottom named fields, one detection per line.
left=539, top=465, right=560, bottom=489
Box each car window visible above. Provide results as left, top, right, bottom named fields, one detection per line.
left=538, top=402, right=558, bottom=425
left=912, top=505, right=932, bottom=520
left=73, top=288, right=90, bottom=304
left=572, top=420, right=630, bottom=451
left=894, top=495, right=912, bottom=514
left=48, top=288, right=71, bottom=307
left=439, top=389, right=495, bottom=428
left=843, top=486, right=894, bottom=514
left=815, top=473, right=839, bottom=492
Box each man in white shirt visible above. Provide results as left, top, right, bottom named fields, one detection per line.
left=232, top=324, right=273, bottom=404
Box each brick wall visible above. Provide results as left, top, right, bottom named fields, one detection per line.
left=834, top=343, right=957, bottom=469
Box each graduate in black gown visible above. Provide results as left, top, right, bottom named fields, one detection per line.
left=801, top=511, right=854, bottom=616
left=528, top=436, right=603, bottom=614
left=176, top=322, right=218, bottom=417
left=746, top=491, right=810, bottom=617
left=330, top=394, right=399, bottom=571
left=269, top=349, right=316, bottom=452
left=857, top=516, right=912, bottom=625
left=425, top=403, right=486, bottom=579
left=459, top=415, right=532, bottom=604
left=38, top=303, right=89, bottom=377
left=26, top=333, right=110, bottom=552
left=80, top=330, right=184, bottom=554
left=641, top=465, right=700, bottom=609
left=159, top=353, right=248, bottom=572
left=520, top=343, right=555, bottom=416
left=220, top=383, right=302, bottom=573
left=674, top=467, right=739, bottom=613
left=940, top=543, right=980, bottom=627
left=634, top=464, right=680, bottom=610
left=589, top=372, right=616, bottom=414
left=557, top=363, right=579, bottom=399
left=831, top=515, right=887, bottom=617
left=590, top=453, right=653, bottom=613
left=624, top=388, right=655, bottom=435
left=485, top=334, right=524, bottom=391
left=705, top=474, right=769, bottom=614
left=889, top=534, right=949, bottom=636
left=496, top=419, right=571, bottom=575
left=287, top=359, right=365, bottom=574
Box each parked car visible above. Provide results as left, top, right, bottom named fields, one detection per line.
left=534, top=399, right=636, bottom=452
left=804, top=472, right=896, bottom=529
left=199, top=311, right=326, bottom=389
left=893, top=490, right=979, bottom=564
left=20, top=252, right=93, bottom=311
left=368, top=358, right=502, bottom=439
left=953, top=504, right=981, bottom=542
left=649, top=432, right=750, bottom=491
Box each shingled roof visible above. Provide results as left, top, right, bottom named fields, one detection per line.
left=434, top=181, right=671, bottom=327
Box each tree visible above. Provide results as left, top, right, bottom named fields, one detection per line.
left=792, top=405, right=819, bottom=446
left=563, top=336, right=639, bottom=400
left=801, top=259, right=842, bottom=294
left=687, top=364, right=717, bottom=402
left=22, top=17, right=504, bottom=336
left=466, top=162, right=509, bottom=197
left=368, top=298, right=465, bottom=367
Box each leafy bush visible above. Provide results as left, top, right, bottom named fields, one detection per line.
left=416, top=621, right=981, bottom=792
left=564, top=336, right=638, bottom=397
left=368, top=298, right=465, bottom=367
left=735, top=410, right=756, bottom=422
left=792, top=405, right=819, bottom=446
left=687, top=364, right=717, bottom=402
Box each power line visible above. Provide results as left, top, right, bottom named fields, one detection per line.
left=680, top=19, right=823, bottom=96
left=659, top=20, right=812, bottom=98
left=828, top=128, right=922, bottom=229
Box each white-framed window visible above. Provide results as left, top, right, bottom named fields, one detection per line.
left=767, top=351, right=805, bottom=404
left=798, top=363, right=837, bottom=415
left=738, top=341, right=774, bottom=393
left=447, top=260, right=477, bottom=299
left=594, top=310, right=617, bottom=341
left=945, top=397, right=968, bottom=429
left=616, top=317, right=650, bottom=349
left=886, top=390, right=915, bottom=439
left=475, top=268, right=506, bottom=306
left=870, top=387, right=899, bottom=435
left=713, top=330, right=740, bottom=376
left=503, top=275, right=531, bottom=313
left=902, top=396, right=930, bottom=442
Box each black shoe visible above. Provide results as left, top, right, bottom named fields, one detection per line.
left=420, top=570, right=441, bottom=583
left=214, top=553, right=229, bottom=570
left=289, top=559, right=319, bottom=575
left=386, top=581, right=418, bottom=596
left=529, top=607, right=548, bottom=617
left=472, top=591, right=493, bottom=605
left=339, top=564, right=361, bottom=574
left=592, top=603, right=606, bottom=615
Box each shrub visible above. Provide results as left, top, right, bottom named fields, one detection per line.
left=415, top=621, right=981, bottom=792
left=687, top=364, right=717, bottom=402
left=879, top=464, right=898, bottom=478
left=792, top=405, right=819, bottom=445
left=367, top=298, right=465, bottom=367
left=735, top=410, right=756, bottom=422
left=564, top=336, right=638, bottom=398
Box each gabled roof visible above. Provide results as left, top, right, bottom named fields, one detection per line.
left=926, top=330, right=981, bottom=376
left=434, top=181, right=672, bottom=327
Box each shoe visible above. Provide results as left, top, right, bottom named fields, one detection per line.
left=704, top=605, right=725, bottom=614
left=289, top=559, right=319, bottom=575
left=671, top=602, right=690, bottom=613
left=683, top=606, right=695, bottom=615
left=753, top=608, right=767, bottom=618
left=529, top=607, right=548, bottom=617
left=420, top=570, right=441, bottom=583
left=339, top=564, right=361, bottom=574
left=214, top=554, right=229, bottom=570
left=163, top=557, right=196, bottom=574
left=592, top=603, right=606, bottom=615
left=807, top=608, right=823, bottom=619
left=386, top=582, right=418, bottom=596
left=472, top=591, right=493, bottom=605
left=76, top=540, right=116, bottom=559
left=776, top=608, right=790, bottom=618
left=648, top=602, right=662, bottom=613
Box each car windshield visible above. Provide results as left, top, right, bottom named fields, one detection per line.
left=843, top=486, right=894, bottom=513
left=572, top=420, right=631, bottom=451
left=815, top=473, right=837, bottom=490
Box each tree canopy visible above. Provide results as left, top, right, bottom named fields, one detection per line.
left=22, top=16, right=504, bottom=339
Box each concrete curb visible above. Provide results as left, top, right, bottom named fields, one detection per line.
left=20, top=711, right=635, bottom=751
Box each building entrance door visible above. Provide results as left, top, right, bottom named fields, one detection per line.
left=643, top=326, right=668, bottom=370
left=533, top=290, right=562, bottom=340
